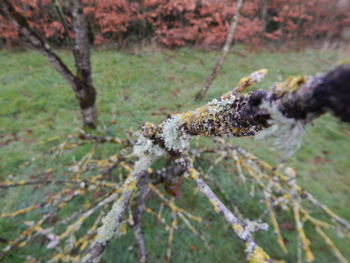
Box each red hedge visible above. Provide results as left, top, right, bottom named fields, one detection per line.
left=1, top=0, right=349, bottom=47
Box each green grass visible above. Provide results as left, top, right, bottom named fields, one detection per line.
left=0, top=46, right=349, bottom=262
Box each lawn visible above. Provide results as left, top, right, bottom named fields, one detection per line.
left=0, top=46, right=349, bottom=262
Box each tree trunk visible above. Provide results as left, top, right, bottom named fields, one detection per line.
left=261, top=0, right=269, bottom=31
left=70, top=0, right=97, bottom=129
left=195, top=0, right=244, bottom=101
left=74, top=78, right=97, bottom=129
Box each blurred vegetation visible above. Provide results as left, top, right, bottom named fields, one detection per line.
left=0, top=46, right=349, bottom=262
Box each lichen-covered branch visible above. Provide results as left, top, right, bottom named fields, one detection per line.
left=82, top=135, right=165, bottom=263
left=143, top=64, right=350, bottom=159
left=188, top=168, right=270, bottom=263
left=315, top=227, right=348, bottom=263
left=82, top=171, right=144, bottom=263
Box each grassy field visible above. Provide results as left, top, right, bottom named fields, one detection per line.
left=0, top=46, right=349, bottom=262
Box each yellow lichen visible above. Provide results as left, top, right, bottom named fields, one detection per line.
left=236, top=69, right=268, bottom=93
left=80, top=239, right=89, bottom=251
left=1, top=205, right=38, bottom=218
left=19, top=241, right=27, bottom=247
left=118, top=222, right=127, bottom=236
left=232, top=224, right=244, bottom=235
left=127, top=178, right=137, bottom=191
left=248, top=246, right=271, bottom=263
left=188, top=168, right=199, bottom=180
left=274, top=76, right=307, bottom=96
left=120, top=162, right=133, bottom=172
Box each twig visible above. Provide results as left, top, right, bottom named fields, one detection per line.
left=188, top=168, right=271, bottom=262
left=293, top=200, right=315, bottom=262
left=0, top=188, right=83, bottom=259
left=51, top=0, right=71, bottom=45
left=315, top=227, right=349, bottom=263
left=166, top=206, right=177, bottom=263
left=78, top=130, right=125, bottom=145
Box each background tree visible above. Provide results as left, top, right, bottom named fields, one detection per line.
left=0, top=0, right=97, bottom=129
left=194, top=0, right=243, bottom=101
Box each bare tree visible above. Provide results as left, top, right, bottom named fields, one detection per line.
left=195, top=0, right=243, bottom=101
left=0, top=0, right=97, bottom=129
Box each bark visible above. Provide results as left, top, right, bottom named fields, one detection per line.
left=1, top=0, right=97, bottom=129
left=70, top=0, right=97, bottom=128
left=195, top=0, right=244, bottom=101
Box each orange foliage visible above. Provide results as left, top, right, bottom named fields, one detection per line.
left=1, top=0, right=349, bottom=47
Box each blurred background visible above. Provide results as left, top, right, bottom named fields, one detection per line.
left=1, top=0, right=350, bottom=49
left=0, top=1, right=350, bottom=263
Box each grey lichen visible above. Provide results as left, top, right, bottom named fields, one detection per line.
left=133, top=134, right=164, bottom=174
left=133, top=134, right=164, bottom=158
left=249, top=70, right=266, bottom=82
left=95, top=199, right=124, bottom=244
left=255, top=102, right=305, bottom=158
left=234, top=219, right=268, bottom=240
left=244, top=219, right=269, bottom=235
left=208, top=94, right=237, bottom=113
left=159, top=115, right=189, bottom=152
left=93, top=134, right=164, bottom=250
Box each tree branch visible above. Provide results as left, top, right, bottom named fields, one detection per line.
left=1, top=0, right=76, bottom=87
left=82, top=170, right=148, bottom=263
left=188, top=169, right=271, bottom=262
left=52, top=0, right=72, bottom=45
